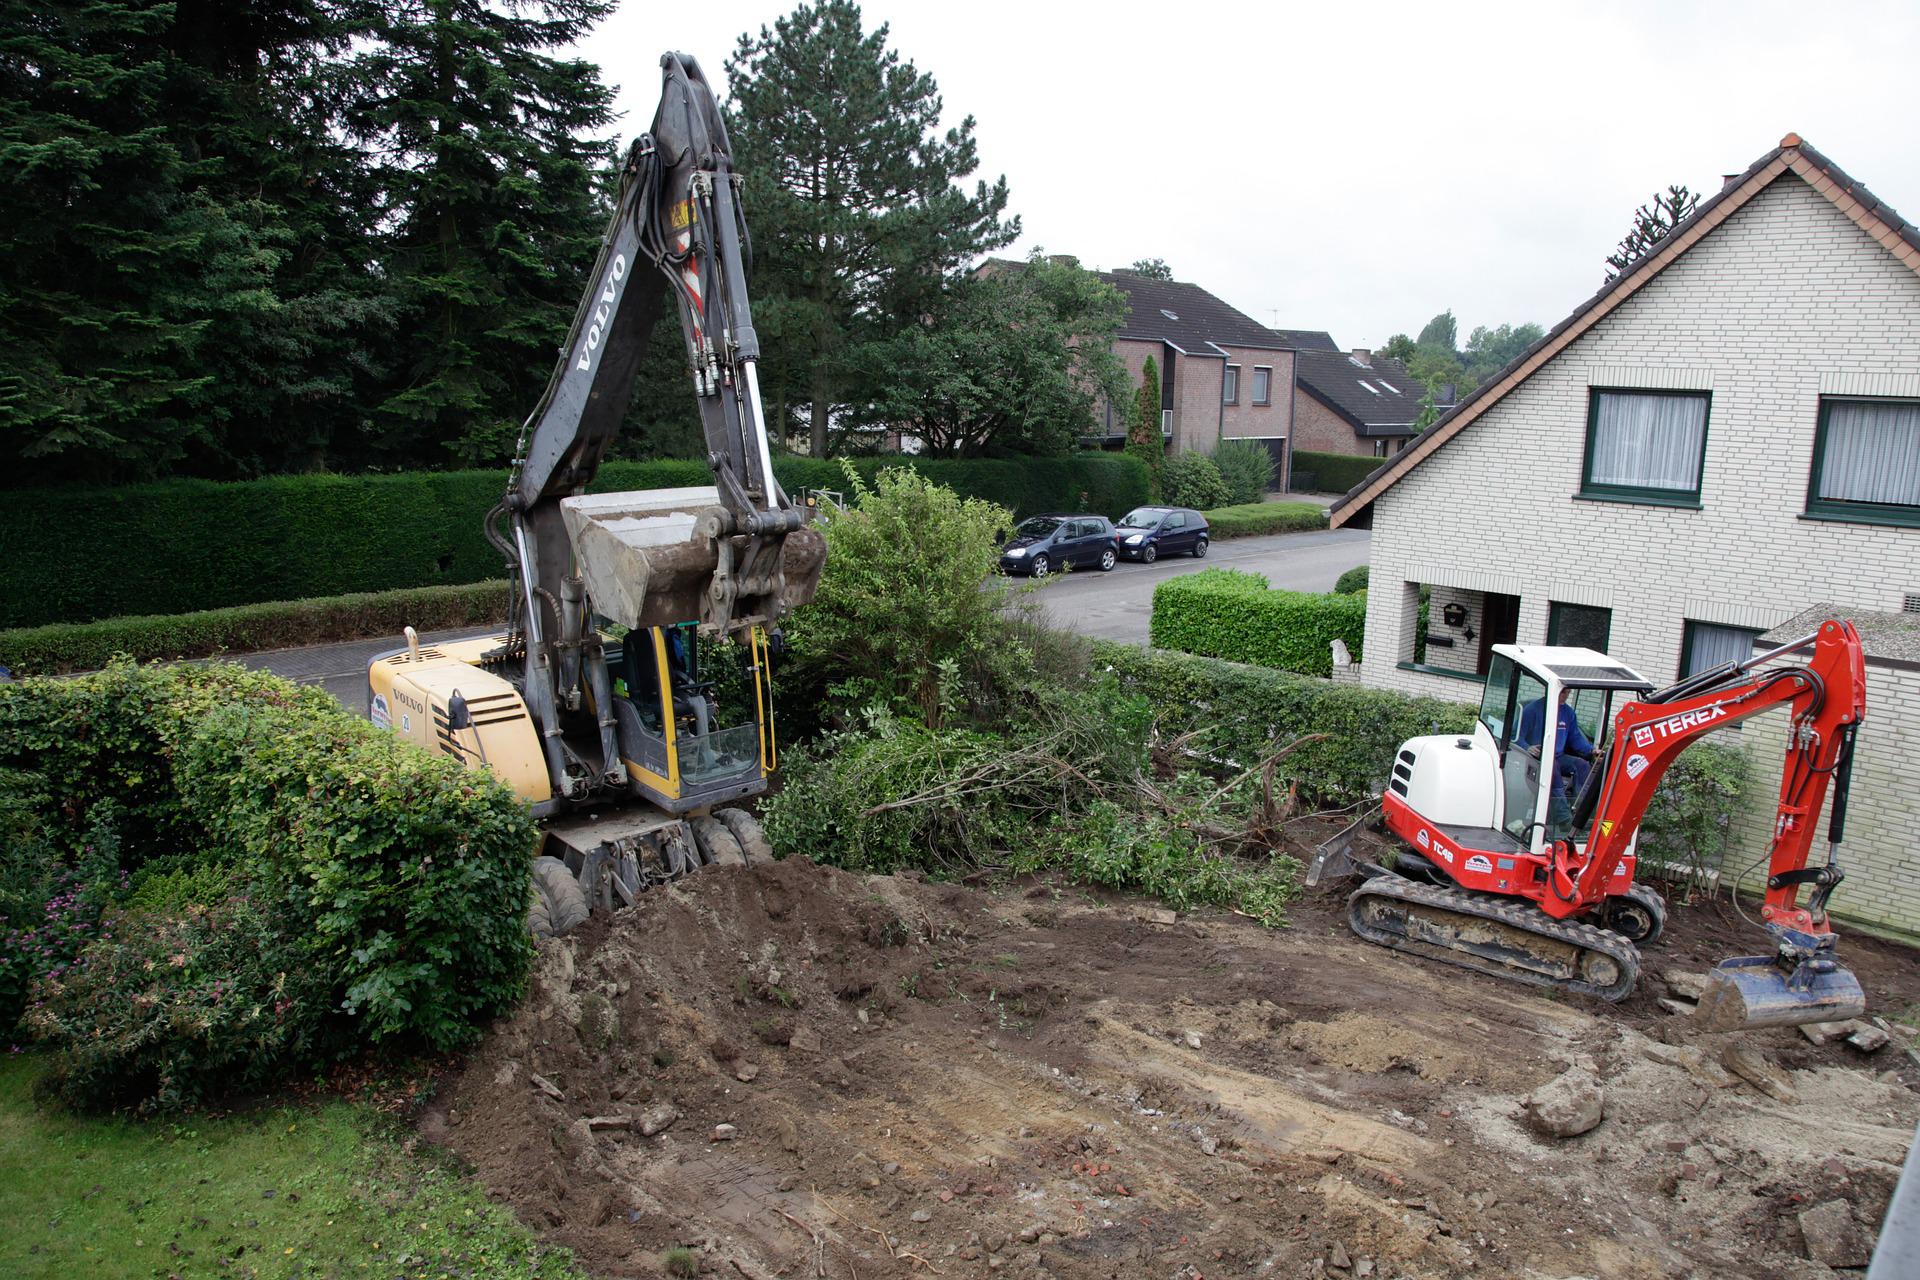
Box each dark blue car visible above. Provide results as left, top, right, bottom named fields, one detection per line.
left=1113, top=506, right=1210, bottom=563
left=998, top=514, right=1116, bottom=576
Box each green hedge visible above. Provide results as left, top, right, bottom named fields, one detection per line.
left=1202, top=502, right=1327, bottom=538
left=1149, top=568, right=1366, bottom=677
left=0, top=454, right=1149, bottom=629
left=0, top=581, right=511, bottom=675
left=1290, top=450, right=1382, bottom=494
left=0, top=662, right=535, bottom=1109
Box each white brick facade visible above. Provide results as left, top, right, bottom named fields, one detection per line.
left=1354, top=173, right=1920, bottom=933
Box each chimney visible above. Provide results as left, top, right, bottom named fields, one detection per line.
left=1722, top=173, right=1741, bottom=191
left=1351, top=348, right=1372, bottom=367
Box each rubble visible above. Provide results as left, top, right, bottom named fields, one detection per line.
left=1720, top=1043, right=1799, bottom=1104
left=1521, top=1067, right=1605, bottom=1138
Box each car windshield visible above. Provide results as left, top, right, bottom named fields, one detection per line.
left=1116, top=509, right=1163, bottom=529
left=1013, top=517, right=1060, bottom=538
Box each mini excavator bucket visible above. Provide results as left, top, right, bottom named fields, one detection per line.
left=1693, top=952, right=1867, bottom=1031
left=561, top=488, right=826, bottom=635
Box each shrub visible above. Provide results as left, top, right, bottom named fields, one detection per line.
left=1161, top=451, right=1230, bottom=511
left=1290, top=450, right=1380, bottom=494
left=1150, top=570, right=1366, bottom=676
left=0, top=581, right=511, bottom=675
left=1210, top=440, right=1276, bottom=506
left=1335, top=566, right=1370, bottom=594
left=1201, top=502, right=1327, bottom=538
left=1637, top=739, right=1748, bottom=884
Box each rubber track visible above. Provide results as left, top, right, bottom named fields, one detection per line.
left=1347, top=875, right=1642, bottom=1002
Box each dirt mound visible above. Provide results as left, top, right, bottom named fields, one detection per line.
left=430, top=858, right=1918, bottom=1279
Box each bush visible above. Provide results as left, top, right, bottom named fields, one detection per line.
left=1150, top=569, right=1366, bottom=676
left=0, top=581, right=511, bottom=675
left=1210, top=440, right=1276, bottom=506
left=1290, top=450, right=1381, bottom=494
left=1638, top=739, right=1748, bottom=884
left=1201, top=502, right=1327, bottom=538
left=1335, top=566, right=1370, bottom=594
left=0, top=455, right=1148, bottom=629
left=1161, top=451, right=1230, bottom=511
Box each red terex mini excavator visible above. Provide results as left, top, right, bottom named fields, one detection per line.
left=1309, top=619, right=1869, bottom=1030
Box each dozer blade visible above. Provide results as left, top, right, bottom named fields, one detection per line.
left=1694, top=954, right=1867, bottom=1031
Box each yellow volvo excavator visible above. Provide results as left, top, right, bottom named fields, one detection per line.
left=368, top=54, right=824, bottom=935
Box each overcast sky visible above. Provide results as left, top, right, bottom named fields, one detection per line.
left=576, top=0, right=1920, bottom=349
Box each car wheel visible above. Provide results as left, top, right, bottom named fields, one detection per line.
left=1030, top=554, right=1049, bottom=577
left=1193, top=536, right=1209, bottom=558
left=1099, top=548, right=1116, bottom=571
left=1141, top=543, right=1157, bottom=565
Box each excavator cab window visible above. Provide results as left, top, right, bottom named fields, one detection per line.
left=1501, top=665, right=1551, bottom=848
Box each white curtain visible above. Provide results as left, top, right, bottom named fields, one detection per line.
left=1589, top=392, right=1706, bottom=491
left=1818, top=400, right=1920, bottom=506
left=1686, top=623, right=1757, bottom=676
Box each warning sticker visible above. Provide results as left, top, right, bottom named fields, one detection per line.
left=370, top=693, right=391, bottom=731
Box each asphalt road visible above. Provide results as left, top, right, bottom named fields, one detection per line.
left=242, top=526, right=1371, bottom=713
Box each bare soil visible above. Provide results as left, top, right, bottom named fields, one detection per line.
left=428, top=850, right=1920, bottom=1280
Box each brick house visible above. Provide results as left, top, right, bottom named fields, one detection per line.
left=1292, top=347, right=1428, bottom=457
left=1328, top=134, right=1920, bottom=934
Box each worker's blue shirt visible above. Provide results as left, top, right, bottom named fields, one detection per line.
left=1515, top=699, right=1594, bottom=757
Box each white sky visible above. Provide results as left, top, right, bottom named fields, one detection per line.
left=576, top=0, right=1920, bottom=348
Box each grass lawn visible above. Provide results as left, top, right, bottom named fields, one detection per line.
left=0, top=1057, right=587, bottom=1280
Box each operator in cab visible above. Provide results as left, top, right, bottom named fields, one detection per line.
left=1515, top=687, right=1597, bottom=809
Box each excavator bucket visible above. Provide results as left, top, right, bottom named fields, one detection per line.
left=561, top=488, right=826, bottom=633
left=1693, top=954, right=1866, bottom=1031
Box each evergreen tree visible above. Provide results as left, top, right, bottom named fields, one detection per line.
left=349, top=0, right=617, bottom=467
left=726, top=0, right=1017, bottom=457
left=1126, top=355, right=1163, bottom=496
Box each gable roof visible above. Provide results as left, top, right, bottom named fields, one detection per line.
left=1328, top=134, right=1920, bottom=528
left=1295, top=349, right=1424, bottom=434
left=1275, top=328, right=1339, bottom=352
left=1095, top=270, right=1294, bottom=353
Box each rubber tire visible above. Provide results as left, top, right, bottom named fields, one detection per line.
left=1029, top=554, right=1049, bottom=577
left=1141, top=543, right=1158, bottom=564
left=530, top=855, right=589, bottom=938
left=1192, top=536, right=1209, bottom=558
left=1098, top=548, right=1116, bottom=571
left=714, top=807, right=774, bottom=865
left=690, top=815, right=746, bottom=868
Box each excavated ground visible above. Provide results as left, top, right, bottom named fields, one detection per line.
left=428, top=853, right=1920, bottom=1280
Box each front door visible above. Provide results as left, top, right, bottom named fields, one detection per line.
left=1477, top=592, right=1521, bottom=676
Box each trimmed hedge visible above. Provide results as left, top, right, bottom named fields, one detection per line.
left=1150, top=568, right=1365, bottom=677
left=0, top=662, right=535, bottom=1109
left=1290, top=450, right=1381, bottom=494
left=0, top=454, right=1148, bottom=628
left=1202, top=502, right=1327, bottom=538
left=0, top=581, right=511, bottom=675
left=1334, top=565, right=1369, bottom=594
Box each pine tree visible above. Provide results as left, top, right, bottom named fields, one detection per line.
left=349, top=0, right=617, bottom=467
left=1126, top=356, right=1164, bottom=496
left=726, top=0, right=1017, bottom=457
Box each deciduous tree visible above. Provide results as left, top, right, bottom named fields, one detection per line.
left=1604, top=185, right=1700, bottom=282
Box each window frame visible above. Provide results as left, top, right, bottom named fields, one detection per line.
left=1251, top=365, right=1272, bottom=406
left=1223, top=364, right=1240, bottom=405
left=1679, top=620, right=1763, bottom=679
left=1579, top=387, right=1711, bottom=509
left=1547, top=601, right=1612, bottom=652
left=1803, top=395, right=1920, bottom=528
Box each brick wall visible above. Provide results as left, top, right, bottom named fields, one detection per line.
left=1218, top=346, right=1295, bottom=440
left=1293, top=389, right=1366, bottom=453
left=1172, top=352, right=1224, bottom=454
left=1354, top=173, right=1920, bottom=932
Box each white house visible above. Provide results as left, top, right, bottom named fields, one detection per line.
left=1329, top=134, right=1920, bottom=936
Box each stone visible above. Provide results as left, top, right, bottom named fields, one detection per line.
left=1721, top=1043, right=1799, bottom=1104
left=1664, top=971, right=1709, bottom=1002
left=1330, top=1241, right=1352, bottom=1269
left=736, top=1062, right=761, bottom=1082
left=1642, top=1043, right=1687, bottom=1068
left=1355, top=1261, right=1375, bottom=1278
left=584, top=1114, right=630, bottom=1132
left=1184, top=1030, right=1203, bottom=1050
left=788, top=1026, right=822, bottom=1053
left=711, top=1123, right=739, bottom=1142
left=1521, top=1067, right=1605, bottom=1139
left=1845, top=1024, right=1891, bottom=1053
left=1798, top=1199, right=1871, bottom=1268
left=636, top=1103, right=680, bottom=1137
left=1656, top=998, right=1694, bottom=1017
left=1146, top=908, right=1179, bottom=926
left=911, top=1209, right=933, bottom=1224
left=1198, top=1132, right=1219, bottom=1156
left=529, top=1072, right=565, bottom=1101
left=1800, top=1020, right=1850, bottom=1047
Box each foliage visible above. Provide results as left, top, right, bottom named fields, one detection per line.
left=0, top=581, right=511, bottom=675
left=1201, top=503, right=1327, bottom=538
left=1334, top=566, right=1370, bottom=594
left=1289, top=450, right=1380, bottom=493
left=1416, top=311, right=1458, bottom=353
left=726, top=0, right=1016, bottom=456
left=1462, top=322, right=1546, bottom=378
left=851, top=253, right=1128, bottom=456
left=1636, top=739, right=1748, bottom=887
left=1125, top=356, right=1165, bottom=496
left=1127, top=258, right=1174, bottom=280
left=1380, top=312, right=1544, bottom=427
left=1161, top=451, right=1230, bottom=511
left=1151, top=570, right=1366, bottom=677
left=0, top=1058, right=587, bottom=1276
left=0, top=455, right=1144, bottom=629
left=1210, top=439, right=1277, bottom=505
left=1605, top=184, right=1701, bottom=282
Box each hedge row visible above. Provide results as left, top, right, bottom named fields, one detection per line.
left=0, top=581, right=512, bottom=675
left=1202, top=501, right=1327, bottom=538
left=1290, top=450, right=1382, bottom=494
left=1, top=453, right=1149, bottom=628
left=0, top=662, right=535, bottom=1109
left=1149, top=568, right=1366, bottom=677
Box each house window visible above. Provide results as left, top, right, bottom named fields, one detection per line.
left=1680, top=620, right=1761, bottom=677
left=1805, top=397, right=1920, bottom=527
left=1581, top=388, right=1709, bottom=506
left=1252, top=366, right=1272, bottom=405
left=1547, top=602, right=1611, bottom=652
left=1223, top=365, right=1240, bottom=405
